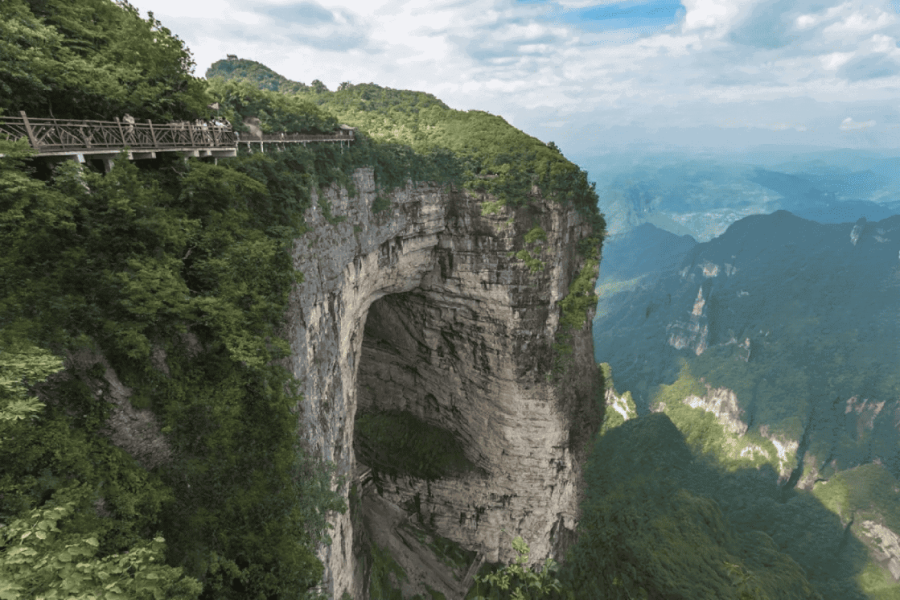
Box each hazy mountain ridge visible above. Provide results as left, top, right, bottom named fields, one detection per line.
left=582, top=151, right=900, bottom=242
left=593, top=210, right=900, bottom=598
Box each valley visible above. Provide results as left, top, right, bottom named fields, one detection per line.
left=590, top=154, right=900, bottom=599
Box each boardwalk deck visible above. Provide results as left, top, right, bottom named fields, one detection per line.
left=0, top=112, right=355, bottom=164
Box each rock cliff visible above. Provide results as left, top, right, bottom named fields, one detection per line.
left=282, top=168, right=600, bottom=598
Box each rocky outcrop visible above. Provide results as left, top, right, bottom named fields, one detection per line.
left=282, top=168, right=599, bottom=598
left=682, top=381, right=748, bottom=437
left=33, top=346, right=173, bottom=471
left=666, top=284, right=710, bottom=355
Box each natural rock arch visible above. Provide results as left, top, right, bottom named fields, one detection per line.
left=283, top=168, right=599, bottom=599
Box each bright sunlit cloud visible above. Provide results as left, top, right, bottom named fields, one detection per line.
left=840, top=117, right=877, bottom=130
left=127, top=0, right=900, bottom=154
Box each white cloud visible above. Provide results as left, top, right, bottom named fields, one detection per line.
left=840, top=117, right=877, bottom=129
left=125, top=0, right=900, bottom=151
left=680, top=0, right=754, bottom=35
left=821, top=51, right=855, bottom=70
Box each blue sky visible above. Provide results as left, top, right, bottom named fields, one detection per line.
left=129, top=0, right=900, bottom=158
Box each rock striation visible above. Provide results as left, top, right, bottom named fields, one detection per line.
left=281, top=168, right=600, bottom=599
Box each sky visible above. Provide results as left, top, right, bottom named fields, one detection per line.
left=128, top=0, right=900, bottom=159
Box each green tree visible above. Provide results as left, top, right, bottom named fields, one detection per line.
left=0, top=342, right=62, bottom=423
left=0, top=486, right=202, bottom=600
left=0, top=332, right=201, bottom=599
left=206, top=78, right=338, bottom=134
left=0, top=0, right=209, bottom=120
left=471, top=536, right=574, bottom=600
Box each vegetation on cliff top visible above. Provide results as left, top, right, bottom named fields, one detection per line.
left=0, top=0, right=209, bottom=121
left=206, top=58, right=606, bottom=241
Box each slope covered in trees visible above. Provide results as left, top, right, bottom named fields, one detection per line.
left=206, top=59, right=605, bottom=238
left=0, top=0, right=208, bottom=121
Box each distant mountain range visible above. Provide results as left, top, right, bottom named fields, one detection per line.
left=593, top=210, right=900, bottom=598
left=583, top=151, right=900, bottom=241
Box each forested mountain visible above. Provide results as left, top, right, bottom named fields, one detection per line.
left=594, top=213, right=900, bottom=600
left=207, top=58, right=602, bottom=224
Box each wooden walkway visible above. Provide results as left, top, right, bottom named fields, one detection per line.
left=0, top=111, right=355, bottom=168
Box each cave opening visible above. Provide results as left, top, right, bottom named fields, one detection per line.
left=353, top=290, right=486, bottom=484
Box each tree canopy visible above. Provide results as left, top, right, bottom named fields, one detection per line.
left=0, top=0, right=210, bottom=121
left=205, top=61, right=606, bottom=239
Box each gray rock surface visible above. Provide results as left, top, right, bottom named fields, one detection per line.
left=282, top=168, right=599, bottom=599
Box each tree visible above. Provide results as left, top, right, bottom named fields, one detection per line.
left=471, top=535, right=574, bottom=600
left=0, top=486, right=202, bottom=600
left=0, top=342, right=62, bottom=424
left=0, top=0, right=209, bottom=120
left=0, top=340, right=202, bottom=599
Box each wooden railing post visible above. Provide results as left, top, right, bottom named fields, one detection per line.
left=19, top=111, right=38, bottom=149
left=115, top=117, right=126, bottom=145
left=148, top=120, right=158, bottom=146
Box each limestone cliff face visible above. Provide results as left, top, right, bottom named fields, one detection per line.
left=282, top=168, right=599, bottom=599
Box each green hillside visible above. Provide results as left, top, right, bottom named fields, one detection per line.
left=202, top=57, right=313, bottom=94
left=0, top=0, right=208, bottom=121
left=206, top=59, right=605, bottom=231
left=593, top=214, right=900, bottom=600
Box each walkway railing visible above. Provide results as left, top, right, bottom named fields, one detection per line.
left=0, top=111, right=356, bottom=161
left=0, top=111, right=235, bottom=155
left=236, top=132, right=355, bottom=145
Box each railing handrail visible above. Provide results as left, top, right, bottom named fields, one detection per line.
left=0, top=111, right=353, bottom=155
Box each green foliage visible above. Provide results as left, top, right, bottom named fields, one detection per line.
left=557, top=413, right=823, bottom=600
left=0, top=342, right=63, bottom=423
left=481, top=200, right=505, bottom=216
left=398, top=523, right=477, bottom=574
left=0, top=0, right=209, bottom=120
left=0, top=486, right=202, bottom=600
left=0, top=142, right=349, bottom=597
left=468, top=536, right=573, bottom=600
left=368, top=542, right=407, bottom=600
left=524, top=226, right=547, bottom=245
left=515, top=250, right=545, bottom=273
left=371, top=194, right=392, bottom=213
left=597, top=363, right=638, bottom=437
left=511, top=226, right=548, bottom=273
left=811, top=463, right=900, bottom=541
left=206, top=58, right=311, bottom=94
left=206, top=64, right=606, bottom=241
left=205, top=78, right=338, bottom=134
left=355, top=410, right=481, bottom=481
left=318, top=197, right=346, bottom=224
left=548, top=250, right=600, bottom=376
